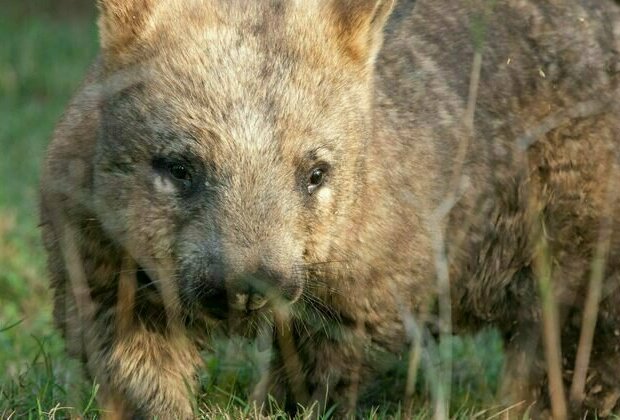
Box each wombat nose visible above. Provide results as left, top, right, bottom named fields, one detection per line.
left=227, top=268, right=284, bottom=313
left=248, top=294, right=268, bottom=310
left=240, top=268, right=279, bottom=294
left=195, top=264, right=292, bottom=318
left=229, top=291, right=267, bottom=311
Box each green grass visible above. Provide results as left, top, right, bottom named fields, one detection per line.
left=0, top=4, right=100, bottom=418
left=0, top=3, right=506, bottom=418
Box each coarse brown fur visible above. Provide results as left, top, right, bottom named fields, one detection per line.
left=40, top=0, right=620, bottom=418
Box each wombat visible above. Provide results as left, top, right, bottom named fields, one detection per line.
left=40, top=0, right=620, bottom=418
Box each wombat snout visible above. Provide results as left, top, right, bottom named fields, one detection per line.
left=187, top=260, right=301, bottom=320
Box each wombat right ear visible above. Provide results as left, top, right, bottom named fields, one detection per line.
left=329, top=0, right=395, bottom=65
left=97, top=0, right=154, bottom=67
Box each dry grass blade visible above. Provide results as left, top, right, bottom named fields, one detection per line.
left=430, top=47, right=483, bottom=420
left=116, top=256, right=137, bottom=333
left=569, top=161, right=620, bottom=408
left=533, top=224, right=567, bottom=420
left=273, top=308, right=310, bottom=406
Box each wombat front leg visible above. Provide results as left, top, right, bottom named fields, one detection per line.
left=68, top=261, right=200, bottom=417
left=52, top=218, right=202, bottom=418
left=90, top=320, right=201, bottom=419
left=63, top=287, right=202, bottom=419
left=90, top=267, right=202, bottom=419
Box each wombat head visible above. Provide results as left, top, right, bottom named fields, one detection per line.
left=92, top=0, right=394, bottom=320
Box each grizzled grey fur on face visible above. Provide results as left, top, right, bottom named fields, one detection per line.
left=90, top=1, right=379, bottom=322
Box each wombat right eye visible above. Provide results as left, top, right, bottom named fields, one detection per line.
left=152, top=157, right=194, bottom=190
left=169, top=164, right=190, bottom=182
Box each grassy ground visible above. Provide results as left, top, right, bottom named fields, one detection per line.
left=0, top=3, right=506, bottom=418
left=0, top=3, right=100, bottom=417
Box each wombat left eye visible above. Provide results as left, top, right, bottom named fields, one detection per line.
left=153, top=157, right=194, bottom=189
left=169, top=163, right=191, bottom=182
left=307, top=166, right=327, bottom=195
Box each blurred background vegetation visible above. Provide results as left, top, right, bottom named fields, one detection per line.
left=0, top=1, right=504, bottom=417
left=0, top=1, right=99, bottom=416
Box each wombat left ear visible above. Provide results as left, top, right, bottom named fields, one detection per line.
left=97, top=0, right=155, bottom=67
left=329, top=0, right=395, bottom=65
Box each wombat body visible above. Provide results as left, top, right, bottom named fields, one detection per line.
left=40, top=0, right=620, bottom=417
